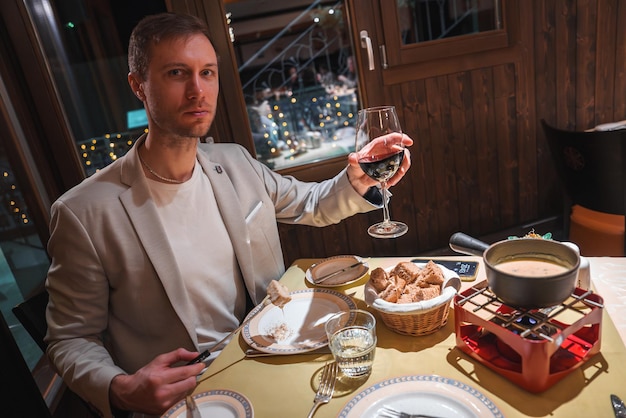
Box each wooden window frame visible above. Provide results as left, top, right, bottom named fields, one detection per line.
left=380, top=0, right=509, bottom=67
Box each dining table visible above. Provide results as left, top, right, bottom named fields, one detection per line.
left=194, top=256, right=626, bottom=417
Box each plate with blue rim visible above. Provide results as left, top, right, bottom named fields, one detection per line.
left=337, top=375, right=504, bottom=418
left=162, top=389, right=253, bottom=417
left=242, top=288, right=356, bottom=354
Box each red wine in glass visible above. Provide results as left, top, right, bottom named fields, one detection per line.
left=358, top=149, right=405, bottom=183
left=355, top=106, right=408, bottom=238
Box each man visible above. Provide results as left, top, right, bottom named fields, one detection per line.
left=45, top=12, right=412, bottom=417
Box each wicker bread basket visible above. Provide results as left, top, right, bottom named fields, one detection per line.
left=364, top=263, right=461, bottom=336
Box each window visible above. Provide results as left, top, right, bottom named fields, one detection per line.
left=398, top=0, right=502, bottom=45
left=381, top=0, right=507, bottom=67
left=225, top=0, right=360, bottom=170
left=0, top=141, right=48, bottom=369
left=24, top=0, right=168, bottom=176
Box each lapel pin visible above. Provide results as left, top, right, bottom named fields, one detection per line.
left=215, top=165, right=223, bottom=174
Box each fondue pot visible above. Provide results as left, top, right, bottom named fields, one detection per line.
left=449, top=232, right=580, bottom=308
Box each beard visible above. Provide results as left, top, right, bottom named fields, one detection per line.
left=175, top=122, right=212, bottom=139
left=147, top=102, right=214, bottom=140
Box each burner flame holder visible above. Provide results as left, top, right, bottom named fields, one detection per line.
left=454, top=281, right=603, bottom=392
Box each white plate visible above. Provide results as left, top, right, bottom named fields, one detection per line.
left=242, top=288, right=356, bottom=354
left=337, top=375, right=503, bottom=418
left=305, top=255, right=369, bottom=287
left=162, top=390, right=253, bottom=418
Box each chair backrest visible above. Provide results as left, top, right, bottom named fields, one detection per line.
left=541, top=119, right=626, bottom=215
left=12, top=290, right=49, bottom=352
left=12, top=291, right=100, bottom=417
left=0, top=311, right=52, bottom=417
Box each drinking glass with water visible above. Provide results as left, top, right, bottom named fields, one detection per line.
left=325, top=309, right=377, bottom=377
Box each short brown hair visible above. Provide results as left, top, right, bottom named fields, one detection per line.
left=128, top=13, right=213, bottom=79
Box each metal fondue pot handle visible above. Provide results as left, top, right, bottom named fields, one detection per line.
left=449, top=232, right=489, bottom=256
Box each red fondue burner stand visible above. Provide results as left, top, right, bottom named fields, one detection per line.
left=454, top=281, right=604, bottom=393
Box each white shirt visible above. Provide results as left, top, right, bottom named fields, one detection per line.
left=146, top=161, right=247, bottom=354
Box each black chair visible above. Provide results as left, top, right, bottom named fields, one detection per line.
left=12, top=289, right=49, bottom=352
left=0, top=310, right=52, bottom=417
left=541, top=119, right=626, bottom=255
left=13, top=289, right=101, bottom=417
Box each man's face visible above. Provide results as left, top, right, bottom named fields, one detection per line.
left=139, top=34, right=219, bottom=140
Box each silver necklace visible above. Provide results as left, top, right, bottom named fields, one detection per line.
left=138, top=145, right=184, bottom=184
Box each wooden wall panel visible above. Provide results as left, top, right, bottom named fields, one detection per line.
left=471, top=67, right=501, bottom=231
left=554, top=0, right=578, bottom=128
left=493, top=63, right=519, bottom=227
left=615, top=1, right=626, bottom=118
left=514, top=1, right=537, bottom=219
left=423, top=76, right=450, bottom=238
left=278, top=0, right=626, bottom=267
left=576, top=0, right=597, bottom=126
left=594, top=0, right=618, bottom=124
left=398, top=80, right=434, bottom=250
left=447, top=71, right=480, bottom=236
left=535, top=0, right=559, bottom=214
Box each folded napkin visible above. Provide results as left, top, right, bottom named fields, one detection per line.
left=365, top=263, right=461, bottom=314
left=592, top=120, right=626, bottom=131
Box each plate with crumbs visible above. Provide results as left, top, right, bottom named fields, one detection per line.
left=242, top=288, right=356, bottom=354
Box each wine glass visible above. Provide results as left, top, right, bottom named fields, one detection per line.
left=355, top=105, right=408, bottom=238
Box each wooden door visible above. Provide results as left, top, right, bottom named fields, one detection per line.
left=342, top=0, right=541, bottom=254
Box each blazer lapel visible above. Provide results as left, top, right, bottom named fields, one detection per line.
left=119, top=136, right=199, bottom=346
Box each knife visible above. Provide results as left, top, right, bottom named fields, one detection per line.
left=612, top=394, right=626, bottom=418
left=314, top=259, right=369, bottom=284
left=245, top=346, right=331, bottom=358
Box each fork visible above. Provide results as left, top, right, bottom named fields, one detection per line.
left=378, top=405, right=441, bottom=418
left=306, top=362, right=338, bottom=418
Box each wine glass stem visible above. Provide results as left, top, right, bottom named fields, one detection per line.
left=380, top=182, right=392, bottom=225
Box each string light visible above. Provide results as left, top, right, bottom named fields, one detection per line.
left=77, top=128, right=144, bottom=175
left=0, top=169, right=30, bottom=226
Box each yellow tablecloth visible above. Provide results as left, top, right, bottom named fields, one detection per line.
left=197, top=257, right=626, bottom=417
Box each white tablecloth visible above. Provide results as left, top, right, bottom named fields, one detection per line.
left=587, top=257, right=626, bottom=345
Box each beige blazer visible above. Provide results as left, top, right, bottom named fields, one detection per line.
left=44, top=135, right=375, bottom=417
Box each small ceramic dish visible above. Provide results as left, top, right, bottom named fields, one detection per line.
left=305, top=255, right=369, bottom=287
